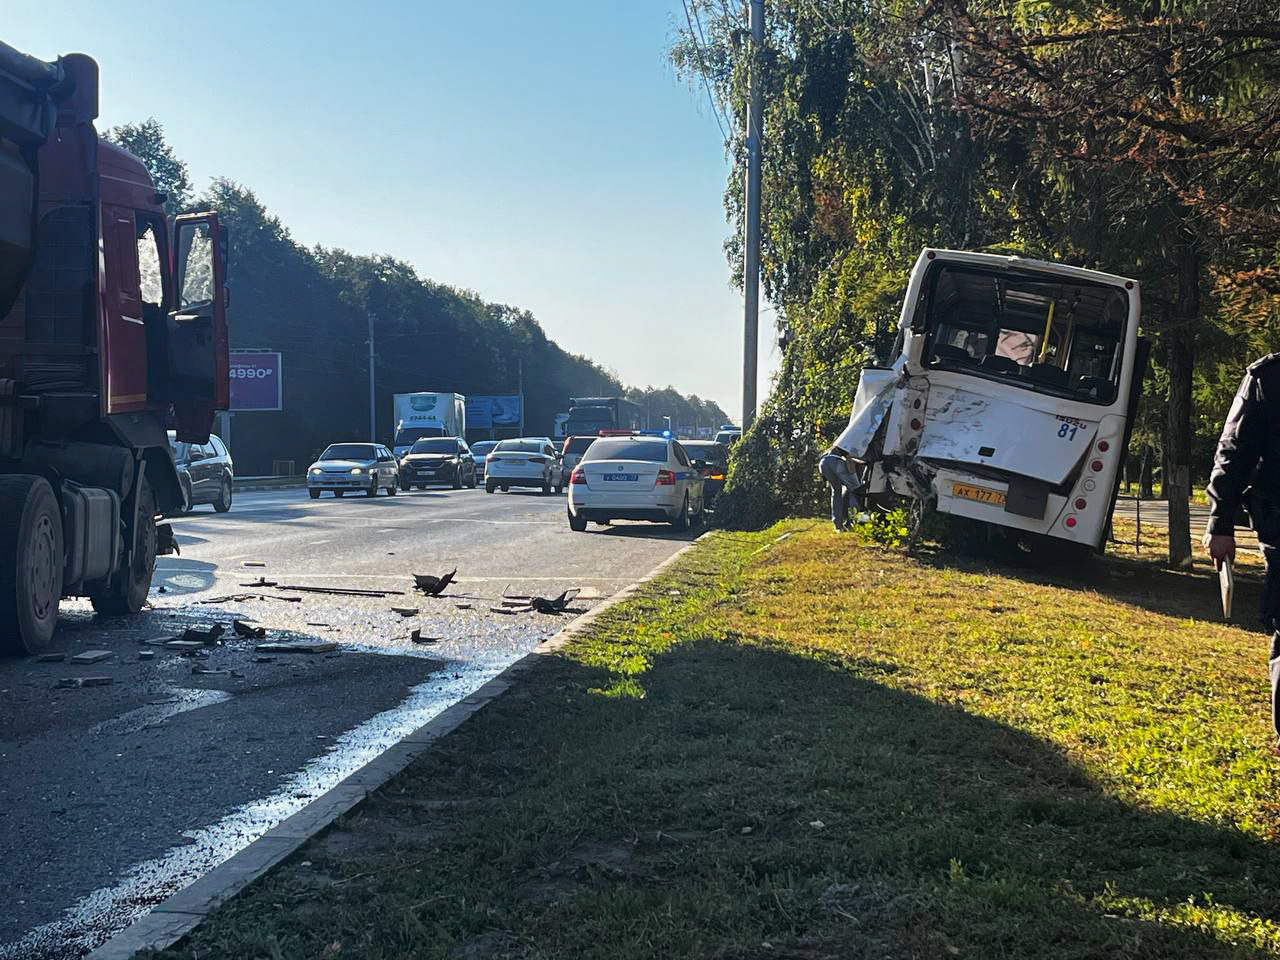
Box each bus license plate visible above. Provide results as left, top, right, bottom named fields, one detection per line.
left=952, top=482, right=1006, bottom=506
left=603, top=473, right=638, bottom=482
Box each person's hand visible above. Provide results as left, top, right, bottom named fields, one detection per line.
left=1203, top=531, right=1236, bottom=570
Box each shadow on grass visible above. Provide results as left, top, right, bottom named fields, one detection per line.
left=169, top=632, right=1280, bottom=959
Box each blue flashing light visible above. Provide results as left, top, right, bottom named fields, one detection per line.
left=662, top=430, right=672, bottom=438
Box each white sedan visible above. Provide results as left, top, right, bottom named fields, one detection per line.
left=567, top=435, right=705, bottom=531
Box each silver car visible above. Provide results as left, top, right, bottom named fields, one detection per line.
left=307, top=443, right=400, bottom=498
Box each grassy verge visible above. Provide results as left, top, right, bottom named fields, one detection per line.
left=150, top=524, right=1280, bottom=959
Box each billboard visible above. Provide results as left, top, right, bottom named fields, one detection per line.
left=229, top=351, right=282, bottom=412
left=465, top=395, right=522, bottom=430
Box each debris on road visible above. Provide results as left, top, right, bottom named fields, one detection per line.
left=254, top=656, right=276, bottom=663
left=192, top=665, right=230, bottom=676
left=164, top=639, right=207, bottom=653
left=138, top=651, right=155, bottom=661
left=277, top=584, right=403, bottom=597
left=34, top=653, right=66, bottom=663
left=391, top=607, right=419, bottom=617
left=410, top=629, right=440, bottom=645
left=254, top=641, right=340, bottom=655
left=413, top=568, right=457, bottom=596
left=69, top=650, right=113, bottom=664
left=54, top=676, right=113, bottom=689
left=242, top=561, right=267, bottom=568
left=202, top=591, right=302, bottom=604
left=240, top=577, right=278, bottom=588
left=499, top=589, right=582, bottom=615
left=181, top=625, right=225, bottom=644
left=232, top=619, right=267, bottom=639
left=455, top=602, right=473, bottom=610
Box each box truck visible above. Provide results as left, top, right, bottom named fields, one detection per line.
left=392, top=393, right=465, bottom=457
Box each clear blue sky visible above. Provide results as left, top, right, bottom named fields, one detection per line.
left=10, top=0, right=778, bottom=421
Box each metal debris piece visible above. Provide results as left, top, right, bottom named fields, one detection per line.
left=240, top=577, right=278, bottom=588
left=55, top=676, right=113, bottom=689
left=138, top=651, right=156, bottom=661
left=192, top=665, right=230, bottom=676
left=413, top=568, right=456, bottom=596
left=529, top=589, right=580, bottom=615
left=489, top=607, right=519, bottom=615
left=164, top=640, right=206, bottom=652
left=242, top=561, right=267, bottom=567
left=232, top=619, right=267, bottom=639
left=181, top=624, right=225, bottom=645
left=410, top=629, right=440, bottom=644
left=277, top=584, right=401, bottom=597
left=455, top=602, right=472, bottom=610
left=391, top=607, right=419, bottom=617
left=254, top=641, right=340, bottom=655
left=35, top=653, right=66, bottom=663
left=157, top=585, right=167, bottom=594
left=254, top=656, right=276, bottom=663
left=69, top=650, right=113, bottom=664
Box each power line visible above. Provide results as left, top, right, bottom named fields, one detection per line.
left=683, top=0, right=731, bottom=143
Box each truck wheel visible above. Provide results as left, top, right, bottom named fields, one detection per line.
left=213, top=475, right=232, bottom=513
left=0, top=476, right=64, bottom=655
left=90, top=474, right=156, bottom=616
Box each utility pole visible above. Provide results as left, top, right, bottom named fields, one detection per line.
left=517, top=358, right=525, bottom=435
left=367, top=311, right=376, bottom=442
left=742, top=0, right=765, bottom=432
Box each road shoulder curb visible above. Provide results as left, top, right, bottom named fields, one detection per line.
left=88, top=532, right=710, bottom=960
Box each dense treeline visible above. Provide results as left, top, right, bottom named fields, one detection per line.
left=106, top=122, right=728, bottom=476
left=674, top=1, right=1280, bottom=562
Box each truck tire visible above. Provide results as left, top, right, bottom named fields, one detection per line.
left=0, top=476, right=64, bottom=655
left=90, top=474, right=157, bottom=616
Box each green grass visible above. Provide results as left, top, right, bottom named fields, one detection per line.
left=148, top=524, right=1280, bottom=959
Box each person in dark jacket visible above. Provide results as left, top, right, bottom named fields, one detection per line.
left=1204, top=353, right=1280, bottom=748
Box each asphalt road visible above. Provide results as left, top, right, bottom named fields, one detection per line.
left=0, top=485, right=695, bottom=959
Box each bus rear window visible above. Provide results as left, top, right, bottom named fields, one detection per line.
left=923, top=265, right=1129, bottom=404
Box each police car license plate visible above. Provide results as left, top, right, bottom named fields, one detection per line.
left=952, top=482, right=1006, bottom=506
left=603, top=473, right=638, bottom=482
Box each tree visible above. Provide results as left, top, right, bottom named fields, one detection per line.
left=103, top=118, right=192, bottom=213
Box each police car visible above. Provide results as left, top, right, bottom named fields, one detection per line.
left=567, top=434, right=705, bottom=532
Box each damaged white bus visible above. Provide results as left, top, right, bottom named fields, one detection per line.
left=840, top=248, right=1147, bottom=560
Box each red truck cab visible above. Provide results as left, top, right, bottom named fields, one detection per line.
left=0, top=43, right=229, bottom=653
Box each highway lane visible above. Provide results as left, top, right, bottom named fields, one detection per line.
left=0, top=485, right=695, bottom=959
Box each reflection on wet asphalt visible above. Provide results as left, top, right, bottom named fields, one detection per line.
left=0, top=486, right=693, bottom=958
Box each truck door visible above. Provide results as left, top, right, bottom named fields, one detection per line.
left=169, top=213, right=229, bottom=443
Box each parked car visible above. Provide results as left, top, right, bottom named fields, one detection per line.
left=167, top=431, right=234, bottom=513
left=307, top=443, right=400, bottom=498
left=484, top=438, right=561, bottom=494
left=399, top=437, right=477, bottom=489
left=470, top=440, right=499, bottom=480
left=559, top=435, right=597, bottom=488
left=680, top=440, right=729, bottom=502
left=567, top=435, right=705, bottom=531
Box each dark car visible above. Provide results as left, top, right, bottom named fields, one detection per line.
left=681, top=440, right=729, bottom=502
left=399, top=437, right=477, bottom=490
left=558, top=435, right=597, bottom=487
left=168, top=431, right=234, bottom=513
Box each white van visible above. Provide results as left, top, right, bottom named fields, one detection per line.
left=839, top=248, right=1146, bottom=557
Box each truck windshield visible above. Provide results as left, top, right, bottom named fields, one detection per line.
left=394, top=427, right=444, bottom=445
left=321, top=444, right=376, bottom=461
left=922, top=265, right=1129, bottom=405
